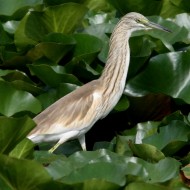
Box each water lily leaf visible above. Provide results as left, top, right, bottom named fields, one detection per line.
left=45, top=149, right=181, bottom=186
left=125, top=51, right=190, bottom=104
left=84, top=0, right=113, bottom=12
left=0, top=116, right=35, bottom=154
left=27, top=34, right=76, bottom=63
left=128, top=141, right=165, bottom=162
left=28, top=64, right=82, bottom=87
left=108, top=0, right=162, bottom=16
left=61, top=162, right=128, bottom=185
left=11, top=80, right=44, bottom=96
left=174, top=13, right=190, bottom=45
left=115, top=135, right=134, bottom=156
left=114, top=95, right=129, bottom=112
left=34, top=150, right=66, bottom=165
left=135, top=121, right=159, bottom=144
left=147, top=15, right=189, bottom=45
left=2, top=20, right=19, bottom=34
left=143, top=120, right=190, bottom=151
left=126, top=182, right=169, bottom=190
left=9, top=138, right=34, bottom=159
left=0, top=69, right=34, bottom=84
left=146, top=157, right=180, bottom=183
left=80, top=179, right=120, bottom=190
left=0, top=0, right=43, bottom=18
left=27, top=42, right=74, bottom=63
left=37, top=83, right=78, bottom=109
left=72, top=34, right=102, bottom=58
left=0, top=22, right=13, bottom=45
left=65, top=34, right=103, bottom=79
left=182, top=164, right=190, bottom=180
left=44, top=0, right=84, bottom=6
left=46, top=149, right=144, bottom=186
left=108, top=0, right=184, bottom=18
left=0, top=154, right=51, bottom=190
left=25, top=3, right=87, bottom=41
left=14, top=13, right=37, bottom=50
left=0, top=81, right=41, bottom=116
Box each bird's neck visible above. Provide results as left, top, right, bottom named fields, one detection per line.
left=100, top=25, right=131, bottom=96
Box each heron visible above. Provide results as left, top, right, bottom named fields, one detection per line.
left=28, top=12, right=171, bottom=153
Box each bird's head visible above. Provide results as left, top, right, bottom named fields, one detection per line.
left=122, top=12, right=171, bottom=33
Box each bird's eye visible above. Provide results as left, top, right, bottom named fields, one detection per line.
left=136, top=19, right=141, bottom=23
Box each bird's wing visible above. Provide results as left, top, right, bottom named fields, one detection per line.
left=29, top=80, right=101, bottom=136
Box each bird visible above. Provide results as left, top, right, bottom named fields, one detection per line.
left=27, top=12, right=171, bottom=153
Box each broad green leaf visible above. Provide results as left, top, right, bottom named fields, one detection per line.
left=80, top=179, right=120, bottom=190
left=128, top=142, right=165, bottom=162
left=27, top=34, right=76, bottom=63
left=27, top=42, right=74, bottom=63
left=65, top=34, right=102, bottom=79
left=11, top=80, right=44, bottom=96
left=44, top=0, right=84, bottom=6
left=25, top=3, right=87, bottom=41
left=175, top=13, right=190, bottom=43
left=147, top=15, right=189, bottom=45
left=114, top=95, right=129, bottom=112
left=0, top=154, right=51, bottom=190
left=145, top=157, right=180, bottom=183
left=125, top=51, right=190, bottom=104
left=160, top=0, right=185, bottom=18
left=61, top=162, right=128, bottom=185
left=172, top=0, right=190, bottom=13
left=161, top=111, right=186, bottom=125
left=108, top=0, right=162, bottom=16
left=46, top=149, right=144, bottom=185
left=135, top=121, right=159, bottom=143
left=28, top=64, right=82, bottom=87
left=0, top=69, right=34, bottom=84
left=37, top=83, right=78, bottom=109
left=130, top=36, right=156, bottom=57
left=34, top=150, right=67, bottom=165
left=0, top=81, right=41, bottom=116
left=84, top=0, right=113, bottom=12
left=126, top=182, right=169, bottom=190
left=0, top=116, right=35, bottom=154
left=0, top=22, right=13, bottom=45
left=2, top=20, right=19, bottom=34
left=108, top=0, right=184, bottom=18
left=72, top=34, right=102, bottom=58
left=181, top=164, right=190, bottom=180
left=0, top=0, right=42, bottom=17
left=9, top=138, right=34, bottom=159
left=115, top=135, right=135, bottom=156
left=128, top=157, right=180, bottom=183
left=14, top=13, right=37, bottom=50
left=47, top=150, right=180, bottom=185
left=143, top=120, right=190, bottom=151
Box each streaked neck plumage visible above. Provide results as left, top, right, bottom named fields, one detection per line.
left=99, top=18, right=133, bottom=115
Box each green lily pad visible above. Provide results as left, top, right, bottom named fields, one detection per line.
left=126, top=182, right=169, bottom=190
left=0, top=81, right=41, bottom=116
left=25, top=3, right=87, bottom=41
left=125, top=51, right=190, bottom=104
left=9, top=138, right=34, bottom=159
left=28, top=64, right=82, bottom=87
left=0, top=116, right=35, bottom=154
left=128, top=141, right=165, bottom=162
left=0, top=154, right=51, bottom=190
left=143, top=120, right=190, bottom=152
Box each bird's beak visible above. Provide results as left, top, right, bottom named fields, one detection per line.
left=146, top=21, right=171, bottom=33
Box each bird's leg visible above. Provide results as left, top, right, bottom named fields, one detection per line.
left=48, top=142, right=61, bottom=153
left=78, top=135, right=86, bottom=151
left=48, top=131, right=79, bottom=153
